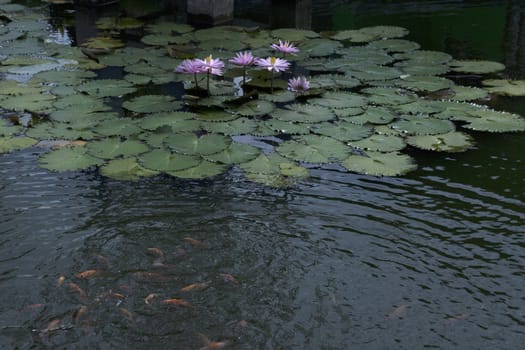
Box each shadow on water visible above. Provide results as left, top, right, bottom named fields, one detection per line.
left=1, top=0, right=525, bottom=349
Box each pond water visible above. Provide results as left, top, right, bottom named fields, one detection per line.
left=1, top=0, right=524, bottom=349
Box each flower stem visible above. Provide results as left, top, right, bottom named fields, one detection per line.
left=194, top=73, right=199, bottom=89
left=207, top=71, right=210, bottom=93
left=270, top=71, right=274, bottom=94
left=242, top=66, right=247, bottom=87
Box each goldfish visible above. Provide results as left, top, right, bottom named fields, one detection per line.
left=119, top=307, right=133, bottom=321
left=74, top=306, right=87, bottom=322
left=147, top=247, right=165, bottom=257
left=161, top=298, right=192, bottom=307
left=181, top=282, right=210, bottom=292
left=68, top=282, right=87, bottom=298
left=445, top=313, right=470, bottom=326
left=56, top=276, right=66, bottom=287
left=75, top=269, right=100, bottom=279
left=20, top=303, right=45, bottom=312
left=387, top=303, right=410, bottom=319
left=184, top=237, right=207, bottom=248
left=133, top=271, right=172, bottom=282
left=98, top=291, right=125, bottom=300
left=197, top=333, right=230, bottom=349
left=43, top=319, right=61, bottom=333
left=96, top=255, right=110, bottom=269
left=144, top=293, right=159, bottom=305
left=219, top=273, right=239, bottom=285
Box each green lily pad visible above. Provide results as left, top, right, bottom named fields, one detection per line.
left=194, top=109, right=239, bottom=122
left=450, top=59, right=505, bottom=74
left=308, top=74, right=361, bottom=90
left=146, top=21, right=194, bottom=34
left=272, top=104, right=335, bottom=123
left=277, top=135, right=350, bottom=163
left=332, top=107, right=365, bottom=118
left=99, top=157, right=159, bottom=180
left=406, top=131, right=474, bottom=152
left=2, top=93, right=55, bottom=113
left=86, top=138, right=150, bottom=159
left=331, top=29, right=378, bottom=43
left=239, top=152, right=291, bottom=175
left=201, top=117, right=256, bottom=135
left=462, top=110, right=525, bottom=133
left=167, top=160, right=228, bottom=179
left=342, top=151, right=417, bottom=176
left=390, top=118, right=456, bottom=135
left=349, top=134, right=406, bottom=152
left=394, top=75, right=456, bottom=92
left=164, top=133, right=231, bottom=156
left=0, top=120, right=22, bottom=136
left=76, top=79, right=137, bottom=97
left=244, top=172, right=290, bottom=188
left=270, top=28, right=319, bottom=42
left=30, top=69, right=97, bottom=86
left=300, top=38, right=342, bottom=57
left=363, top=87, right=418, bottom=106
left=309, top=91, right=367, bottom=109
left=233, top=100, right=276, bottom=116
left=279, top=162, right=309, bottom=178
left=0, top=136, right=37, bottom=153
left=39, top=146, right=104, bottom=172
left=259, top=91, right=297, bottom=103
left=53, top=94, right=110, bottom=111
left=347, top=64, right=404, bottom=82
left=394, top=50, right=452, bottom=64
left=358, top=25, right=410, bottom=40
left=449, top=85, right=489, bottom=101
left=312, top=121, right=373, bottom=142
left=393, top=100, right=447, bottom=115
left=94, top=119, right=142, bottom=137
left=367, top=39, right=420, bottom=52
left=344, top=106, right=395, bottom=125
left=482, top=79, right=525, bottom=96
left=123, top=95, right=182, bottom=114
left=204, top=142, right=260, bottom=164
left=138, top=149, right=201, bottom=172
left=337, top=46, right=394, bottom=65
left=81, top=36, right=125, bottom=51
left=139, top=112, right=200, bottom=131
left=96, top=17, right=143, bottom=30
left=263, top=120, right=312, bottom=135
left=395, top=61, right=450, bottom=76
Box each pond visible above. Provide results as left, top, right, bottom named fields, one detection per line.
left=1, top=0, right=524, bottom=349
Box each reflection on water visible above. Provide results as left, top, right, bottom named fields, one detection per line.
left=1, top=0, right=525, bottom=349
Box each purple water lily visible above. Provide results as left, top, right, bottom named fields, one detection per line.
left=229, top=51, right=257, bottom=87
left=175, top=59, right=206, bottom=89
left=255, top=56, right=290, bottom=93
left=195, top=55, right=225, bottom=92
left=288, top=76, right=310, bottom=94
left=271, top=39, right=299, bottom=56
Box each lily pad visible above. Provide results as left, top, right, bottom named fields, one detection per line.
left=449, top=85, right=489, bottom=101
left=482, top=79, right=525, bottom=96
left=345, top=106, right=395, bottom=125
left=194, top=109, right=239, bottom=122
left=367, top=39, right=420, bottom=52
left=363, top=87, right=418, bottom=106
left=164, top=133, right=231, bottom=156
left=139, top=149, right=201, bottom=172
left=390, top=118, right=456, bottom=135
left=349, top=134, right=406, bottom=152
left=201, top=117, right=257, bottom=135
left=342, top=151, right=417, bottom=176
left=462, top=110, right=525, bottom=133
left=270, top=28, right=319, bottom=42
left=239, top=152, right=291, bottom=175
left=2, top=93, right=55, bottom=113
left=272, top=104, right=335, bottom=123
left=0, top=120, right=22, bottom=136
left=39, top=147, right=104, bottom=172
left=81, top=36, right=125, bottom=52
left=309, top=91, right=367, bottom=109
left=277, top=135, right=350, bottom=163
left=233, top=100, right=275, bottom=116
left=123, top=95, right=182, bottom=114
left=100, top=157, right=159, bottom=180
left=86, top=138, right=150, bottom=159
left=139, top=112, right=200, bottom=131
left=406, top=131, right=474, bottom=152
left=450, top=59, right=505, bottom=74
left=0, top=136, right=37, bottom=153
left=300, top=38, right=342, bottom=57
left=76, top=79, right=137, bottom=97
left=94, top=119, right=142, bottom=137
left=312, top=121, right=373, bottom=142
left=204, top=142, right=260, bottom=164
left=167, top=160, right=228, bottom=179
left=394, top=75, right=456, bottom=92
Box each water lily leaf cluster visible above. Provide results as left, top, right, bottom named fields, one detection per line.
left=1, top=3, right=525, bottom=187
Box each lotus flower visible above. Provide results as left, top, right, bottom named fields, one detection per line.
left=230, top=51, right=257, bottom=87
left=197, top=54, right=224, bottom=76
left=175, top=59, right=206, bottom=89
left=288, top=76, right=310, bottom=94
left=271, top=39, right=299, bottom=56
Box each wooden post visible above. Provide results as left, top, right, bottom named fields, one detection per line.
left=187, top=0, right=234, bottom=25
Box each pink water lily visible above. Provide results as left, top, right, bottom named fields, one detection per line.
left=197, top=54, right=224, bottom=76
left=255, top=56, right=290, bottom=72
left=288, top=76, right=310, bottom=94
left=271, top=39, right=299, bottom=55
left=175, top=59, right=206, bottom=88
left=230, top=51, right=257, bottom=87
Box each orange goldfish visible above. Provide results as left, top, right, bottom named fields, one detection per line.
left=161, top=298, right=192, bottom=307
left=184, top=237, right=207, bottom=248
left=119, top=307, right=133, bottom=321
left=147, top=247, right=165, bottom=257
left=68, top=282, right=87, bottom=298
left=219, top=273, right=239, bottom=285
left=181, top=282, right=210, bottom=292
left=43, top=319, right=61, bottom=333
left=56, top=276, right=66, bottom=287
left=144, top=293, right=158, bottom=305
left=74, top=306, right=87, bottom=322
left=75, top=269, right=100, bottom=279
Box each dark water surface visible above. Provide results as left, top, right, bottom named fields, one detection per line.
left=1, top=1, right=524, bottom=349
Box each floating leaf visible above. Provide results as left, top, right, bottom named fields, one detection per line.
left=345, top=106, right=395, bottom=125
left=233, top=100, right=275, bottom=116
left=270, top=28, right=319, bottom=42
left=0, top=120, right=22, bottom=136
left=139, top=149, right=201, bottom=172
left=394, top=50, right=452, bottom=64
left=272, top=104, right=335, bottom=123
left=312, top=121, right=373, bottom=142
left=100, top=157, right=159, bottom=180
left=139, top=112, right=200, bottom=131
left=2, top=93, right=55, bottom=113
left=167, top=160, right=228, bottom=179
left=347, top=64, right=403, bottom=82
left=357, top=26, right=410, bottom=40
left=76, top=79, right=137, bottom=97
left=86, top=138, right=150, bottom=159
left=39, top=147, right=104, bottom=172
left=462, top=110, right=525, bottom=133
left=263, top=120, right=312, bottom=135
left=164, top=133, right=231, bottom=156
left=81, top=36, right=125, bottom=52
left=0, top=136, right=37, bottom=153
left=363, top=87, right=418, bottom=106
left=449, top=85, right=489, bottom=101
left=482, top=79, right=525, bottom=96
left=279, top=162, right=309, bottom=178
left=342, top=151, right=417, bottom=176
left=53, top=94, right=110, bottom=111
left=201, top=117, right=256, bottom=135
left=407, top=132, right=474, bottom=152
left=277, top=135, right=350, bottom=163
left=309, top=91, right=367, bottom=109
left=194, top=109, right=239, bottom=122
left=395, top=61, right=450, bottom=76
left=204, top=142, right=260, bottom=164
left=94, top=119, right=142, bottom=137
left=394, top=76, right=455, bottom=92
left=391, top=118, right=456, bottom=135
left=349, top=134, right=406, bottom=152
left=239, top=153, right=290, bottom=175
left=450, top=59, right=505, bottom=74
left=367, top=39, right=420, bottom=52
left=300, top=38, right=342, bottom=57
left=123, top=95, right=181, bottom=114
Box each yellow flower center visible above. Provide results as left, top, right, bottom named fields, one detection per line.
left=270, top=57, right=277, bottom=65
